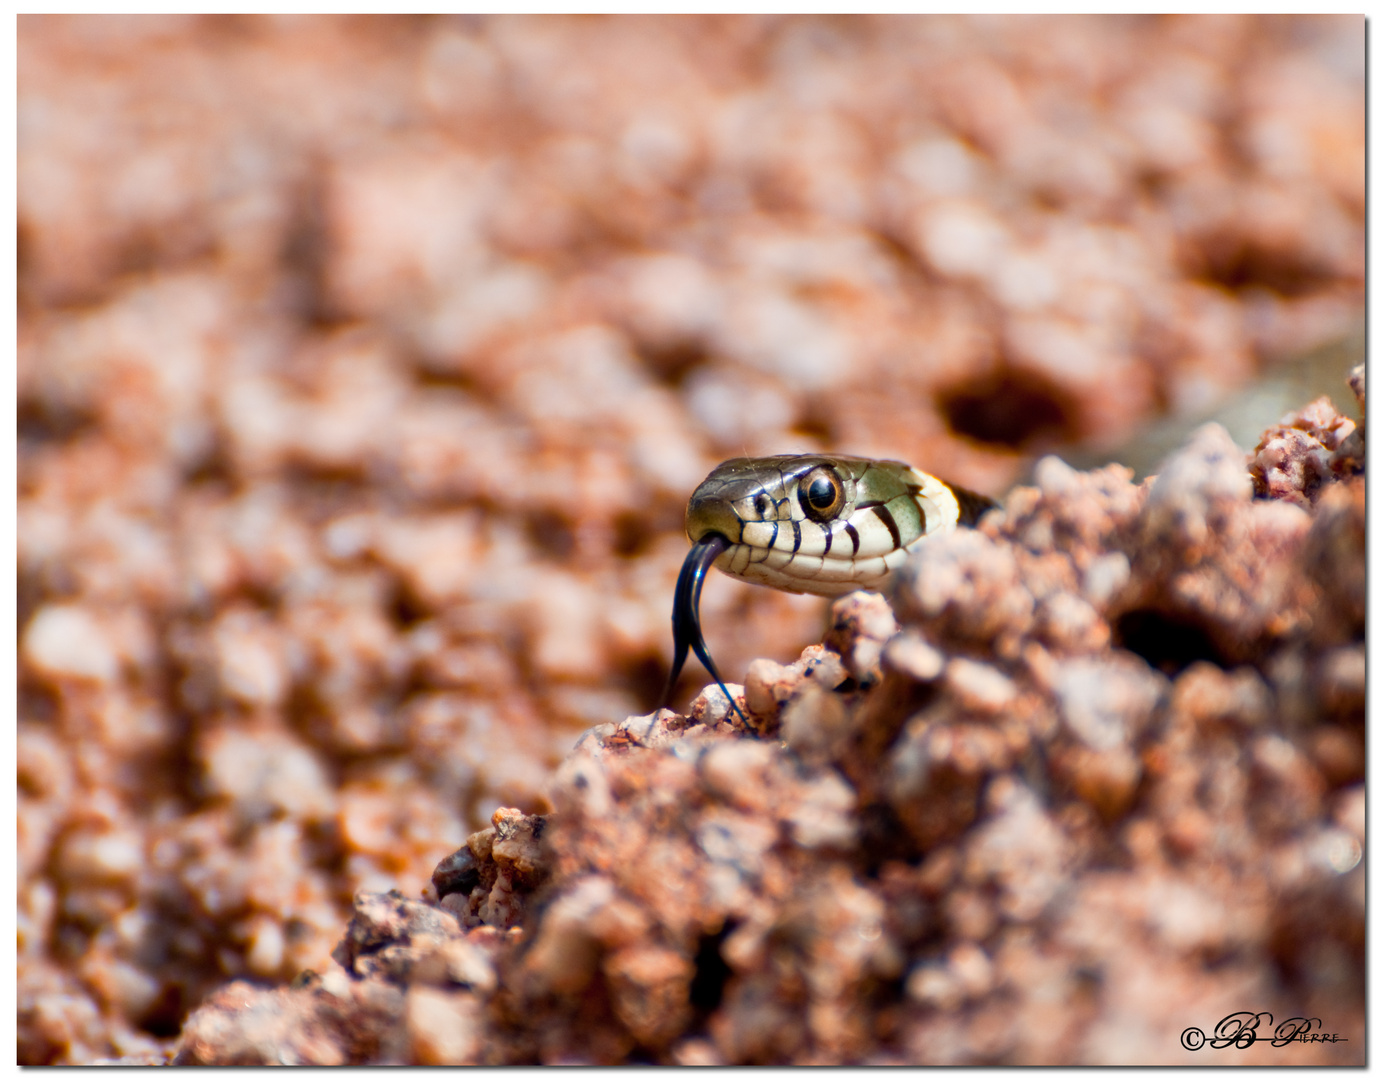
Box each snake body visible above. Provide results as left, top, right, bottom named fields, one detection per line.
left=664, top=453, right=998, bottom=717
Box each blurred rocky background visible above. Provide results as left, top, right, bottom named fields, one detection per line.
left=17, top=15, right=1363, bottom=1063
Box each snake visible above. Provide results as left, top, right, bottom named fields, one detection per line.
left=664, top=453, right=999, bottom=721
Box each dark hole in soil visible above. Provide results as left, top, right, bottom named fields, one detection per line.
left=526, top=508, right=577, bottom=562
left=1188, top=234, right=1334, bottom=300
left=1113, top=607, right=1224, bottom=676
left=936, top=370, right=1078, bottom=450
left=18, top=398, right=98, bottom=448
left=139, top=985, right=187, bottom=1039
left=625, top=654, right=670, bottom=716
left=689, top=921, right=738, bottom=1016
left=856, top=801, right=920, bottom=876
left=638, top=338, right=710, bottom=388
left=389, top=580, right=431, bottom=630
left=612, top=511, right=656, bottom=558
left=277, top=171, right=340, bottom=329
left=432, top=849, right=481, bottom=900
left=791, top=396, right=837, bottom=445
left=181, top=435, right=234, bottom=488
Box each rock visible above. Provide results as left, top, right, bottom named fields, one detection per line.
left=22, top=604, right=120, bottom=684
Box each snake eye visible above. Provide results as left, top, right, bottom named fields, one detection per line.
left=798, top=466, right=844, bottom=523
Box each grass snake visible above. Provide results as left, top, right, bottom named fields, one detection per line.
left=664, top=453, right=998, bottom=721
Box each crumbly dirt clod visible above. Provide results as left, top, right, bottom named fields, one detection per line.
left=1249, top=367, right=1365, bottom=507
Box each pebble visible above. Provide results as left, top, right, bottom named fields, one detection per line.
left=23, top=604, right=120, bottom=684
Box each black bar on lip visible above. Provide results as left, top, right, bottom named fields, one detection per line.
left=662, top=532, right=746, bottom=724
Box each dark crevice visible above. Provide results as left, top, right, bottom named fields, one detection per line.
left=855, top=801, right=921, bottom=876
left=791, top=395, right=837, bottom=445
left=411, top=363, right=492, bottom=399
left=688, top=920, right=738, bottom=1017
left=612, top=511, right=656, bottom=559
left=17, top=682, right=60, bottom=733
left=525, top=509, right=577, bottom=562
left=869, top=224, right=932, bottom=277
left=431, top=848, right=482, bottom=901
left=159, top=709, right=203, bottom=810
left=18, top=397, right=99, bottom=448
left=636, top=338, right=710, bottom=388
left=1113, top=608, right=1225, bottom=676
left=181, top=431, right=235, bottom=489
left=138, top=985, right=187, bottom=1039
left=388, top=580, right=432, bottom=630
left=276, top=165, right=346, bottom=330
left=279, top=456, right=373, bottom=486
left=1186, top=234, right=1337, bottom=299
left=624, top=654, right=669, bottom=716
left=936, top=369, right=1079, bottom=451
left=845, top=678, right=939, bottom=791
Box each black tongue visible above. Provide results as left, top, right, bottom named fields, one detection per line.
left=662, top=533, right=745, bottom=723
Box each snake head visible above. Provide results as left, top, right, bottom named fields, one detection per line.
left=663, top=453, right=997, bottom=720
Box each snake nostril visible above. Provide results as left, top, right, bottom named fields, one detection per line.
left=936, top=369, right=1079, bottom=451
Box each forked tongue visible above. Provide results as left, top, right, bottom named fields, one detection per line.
left=662, top=533, right=746, bottom=723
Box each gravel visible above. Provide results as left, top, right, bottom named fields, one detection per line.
left=18, top=15, right=1362, bottom=1065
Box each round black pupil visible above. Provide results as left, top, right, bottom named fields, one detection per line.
left=807, top=476, right=836, bottom=510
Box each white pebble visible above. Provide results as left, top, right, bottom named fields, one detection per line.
left=883, top=633, right=945, bottom=682
left=945, top=658, right=1018, bottom=713
left=246, top=917, right=285, bottom=975
left=23, top=604, right=120, bottom=684
left=1082, top=552, right=1130, bottom=607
